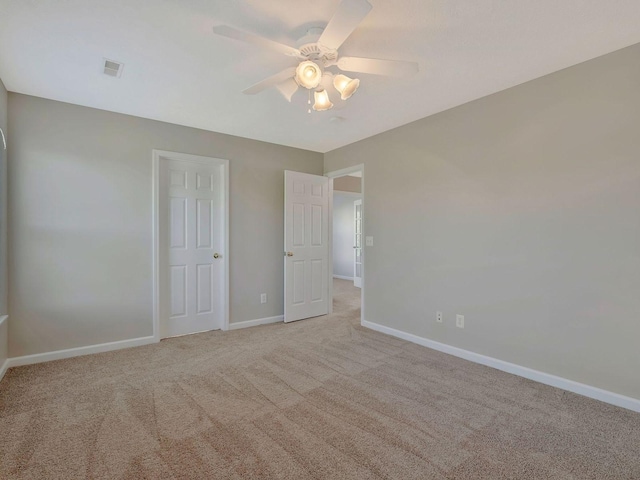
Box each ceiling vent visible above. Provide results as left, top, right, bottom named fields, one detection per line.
left=103, top=59, right=123, bottom=78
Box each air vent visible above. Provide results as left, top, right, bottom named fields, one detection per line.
left=103, top=59, right=123, bottom=78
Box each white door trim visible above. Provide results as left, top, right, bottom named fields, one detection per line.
left=152, top=150, right=230, bottom=341
left=325, top=164, right=364, bottom=322
left=333, top=191, right=361, bottom=198
left=353, top=198, right=363, bottom=288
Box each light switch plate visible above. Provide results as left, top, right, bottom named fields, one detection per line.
left=365, top=236, right=373, bottom=246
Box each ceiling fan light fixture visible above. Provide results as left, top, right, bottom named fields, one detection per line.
left=295, top=60, right=322, bottom=89
left=333, top=74, right=360, bottom=100
left=312, top=89, right=333, bottom=111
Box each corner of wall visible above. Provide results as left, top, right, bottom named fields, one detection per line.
left=0, top=77, right=9, bottom=381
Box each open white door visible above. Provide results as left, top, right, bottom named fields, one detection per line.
left=353, top=199, right=362, bottom=288
left=284, top=171, right=329, bottom=323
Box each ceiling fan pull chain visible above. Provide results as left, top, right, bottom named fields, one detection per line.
left=308, top=90, right=311, bottom=113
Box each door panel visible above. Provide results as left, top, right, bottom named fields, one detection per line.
left=293, top=261, right=305, bottom=305
left=170, top=265, right=187, bottom=317
left=196, top=199, right=212, bottom=248
left=196, top=172, right=212, bottom=190
left=170, top=197, right=187, bottom=248
left=197, top=264, right=213, bottom=314
left=311, top=260, right=323, bottom=301
left=311, top=205, right=323, bottom=245
left=293, top=203, right=305, bottom=246
left=284, top=171, right=329, bottom=322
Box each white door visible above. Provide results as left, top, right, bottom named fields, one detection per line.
left=353, top=199, right=362, bottom=288
left=159, top=156, right=225, bottom=338
left=284, top=171, right=329, bottom=323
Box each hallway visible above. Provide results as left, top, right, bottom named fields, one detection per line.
left=332, top=278, right=361, bottom=321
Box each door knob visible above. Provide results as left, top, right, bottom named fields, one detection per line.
left=285, top=252, right=294, bottom=257
left=213, top=253, right=221, bottom=259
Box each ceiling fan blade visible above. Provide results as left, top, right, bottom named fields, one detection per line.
left=337, top=56, right=419, bottom=77
left=275, top=78, right=299, bottom=102
left=242, top=67, right=297, bottom=95
left=318, top=0, right=372, bottom=50
left=213, top=25, right=301, bottom=57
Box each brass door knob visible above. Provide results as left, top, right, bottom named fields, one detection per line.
left=213, top=253, right=221, bottom=259
left=285, top=252, right=294, bottom=257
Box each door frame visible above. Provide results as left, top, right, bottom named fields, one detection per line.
left=325, top=164, right=364, bottom=323
left=152, top=150, right=230, bottom=341
left=353, top=198, right=363, bottom=288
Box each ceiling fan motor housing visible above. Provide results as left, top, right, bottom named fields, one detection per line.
left=299, top=43, right=338, bottom=64
left=297, top=28, right=338, bottom=66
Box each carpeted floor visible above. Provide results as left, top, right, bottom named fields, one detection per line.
left=1, top=279, right=639, bottom=479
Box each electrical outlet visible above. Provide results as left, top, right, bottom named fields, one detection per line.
left=365, top=236, right=374, bottom=246
left=436, top=311, right=443, bottom=323
left=456, top=314, right=464, bottom=329
left=260, top=293, right=267, bottom=304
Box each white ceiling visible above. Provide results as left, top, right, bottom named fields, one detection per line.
left=1, top=1, right=640, bottom=153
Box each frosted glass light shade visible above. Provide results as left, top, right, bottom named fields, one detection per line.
left=295, top=61, right=322, bottom=89
left=333, top=74, right=360, bottom=100
left=312, top=89, right=333, bottom=111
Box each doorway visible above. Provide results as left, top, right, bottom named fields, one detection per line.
left=327, top=165, right=364, bottom=321
left=282, top=165, right=364, bottom=325
left=153, top=150, right=229, bottom=339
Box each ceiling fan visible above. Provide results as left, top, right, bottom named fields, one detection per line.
left=212, top=0, right=418, bottom=112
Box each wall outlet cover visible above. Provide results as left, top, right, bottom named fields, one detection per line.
left=260, top=293, right=267, bottom=304
left=456, top=314, right=464, bottom=328
left=365, top=236, right=373, bottom=246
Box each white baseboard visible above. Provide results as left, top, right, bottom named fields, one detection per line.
left=333, top=275, right=354, bottom=281
left=362, top=320, right=640, bottom=414
left=3, top=314, right=285, bottom=370
left=229, top=315, right=283, bottom=330
left=6, top=335, right=158, bottom=369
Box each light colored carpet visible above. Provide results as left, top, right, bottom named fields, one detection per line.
left=1, top=279, right=639, bottom=479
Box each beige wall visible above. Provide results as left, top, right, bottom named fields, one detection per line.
left=8, top=94, right=322, bottom=357
left=325, top=44, right=640, bottom=400
left=333, top=175, right=361, bottom=193
left=0, top=77, right=8, bottom=367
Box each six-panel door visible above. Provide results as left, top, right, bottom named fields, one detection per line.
left=161, top=158, right=223, bottom=338
left=284, top=171, right=329, bottom=323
